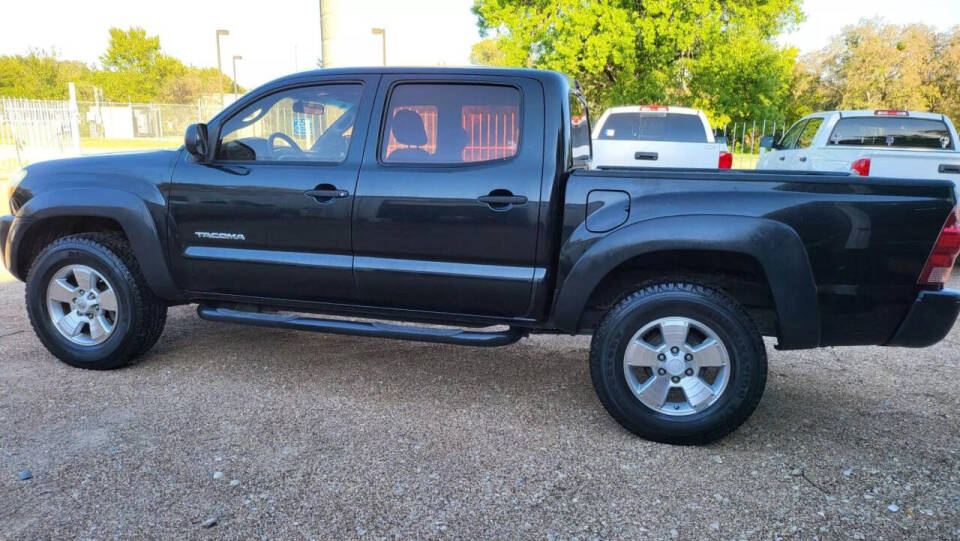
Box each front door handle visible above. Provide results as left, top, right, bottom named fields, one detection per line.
left=798, top=156, right=808, bottom=162
left=778, top=156, right=786, bottom=161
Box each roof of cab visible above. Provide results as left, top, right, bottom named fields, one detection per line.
left=265, top=66, right=569, bottom=88
left=809, top=110, right=947, bottom=121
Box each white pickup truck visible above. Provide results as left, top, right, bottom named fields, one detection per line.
left=591, top=105, right=732, bottom=169
left=757, top=110, right=960, bottom=184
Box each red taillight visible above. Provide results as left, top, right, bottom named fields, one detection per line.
left=850, top=158, right=871, bottom=176
left=718, top=151, right=732, bottom=169
left=874, top=110, right=908, bottom=117
left=919, top=206, right=960, bottom=285
left=639, top=105, right=669, bottom=112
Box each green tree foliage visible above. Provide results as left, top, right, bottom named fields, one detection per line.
left=937, top=27, right=960, bottom=123
left=0, top=27, right=240, bottom=104
left=0, top=49, right=93, bottom=100
left=796, top=20, right=960, bottom=123
left=472, top=0, right=803, bottom=125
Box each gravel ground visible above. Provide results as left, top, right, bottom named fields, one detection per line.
left=1, top=269, right=959, bottom=540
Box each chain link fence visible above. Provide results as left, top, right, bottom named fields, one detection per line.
left=77, top=101, right=222, bottom=141
left=3, top=93, right=794, bottom=176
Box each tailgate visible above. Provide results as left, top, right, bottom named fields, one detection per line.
left=592, top=141, right=721, bottom=169
left=868, top=151, right=960, bottom=184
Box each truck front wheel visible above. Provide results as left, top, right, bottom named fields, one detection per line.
left=590, top=281, right=767, bottom=445
left=25, top=233, right=167, bottom=370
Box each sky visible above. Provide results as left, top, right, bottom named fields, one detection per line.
left=778, top=0, right=960, bottom=53
left=0, top=0, right=958, bottom=90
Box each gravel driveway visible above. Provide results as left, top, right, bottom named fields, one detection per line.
left=1, top=269, right=959, bottom=539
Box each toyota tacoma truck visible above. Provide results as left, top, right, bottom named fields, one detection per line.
left=3, top=68, right=960, bottom=445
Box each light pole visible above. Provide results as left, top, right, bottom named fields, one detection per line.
left=215, top=29, right=230, bottom=108
left=232, top=55, right=242, bottom=95
left=371, top=27, right=386, bottom=66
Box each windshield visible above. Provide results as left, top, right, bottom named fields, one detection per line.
left=597, top=112, right=708, bottom=143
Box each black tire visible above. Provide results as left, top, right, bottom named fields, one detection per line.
left=590, top=281, right=767, bottom=445
left=25, top=233, right=167, bottom=370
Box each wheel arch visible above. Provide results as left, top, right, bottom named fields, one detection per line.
left=9, top=188, right=181, bottom=300
left=552, top=215, right=820, bottom=349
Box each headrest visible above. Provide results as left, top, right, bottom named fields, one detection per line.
left=391, top=109, right=428, bottom=146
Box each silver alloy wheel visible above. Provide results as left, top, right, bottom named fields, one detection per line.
left=623, top=316, right=731, bottom=416
left=45, top=264, right=119, bottom=346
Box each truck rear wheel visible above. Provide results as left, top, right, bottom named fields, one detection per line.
left=25, top=233, right=167, bottom=370
left=590, top=281, right=767, bottom=445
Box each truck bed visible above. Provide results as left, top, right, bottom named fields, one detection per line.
left=558, top=167, right=956, bottom=346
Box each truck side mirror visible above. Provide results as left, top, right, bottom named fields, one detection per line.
left=759, top=136, right=775, bottom=150
left=184, top=123, right=209, bottom=161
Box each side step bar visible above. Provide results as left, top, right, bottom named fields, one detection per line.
left=196, top=304, right=526, bottom=347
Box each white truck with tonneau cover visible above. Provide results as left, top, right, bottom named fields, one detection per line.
left=591, top=105, right=732, bottom=170
left=758, top=110, right=960, bottom=185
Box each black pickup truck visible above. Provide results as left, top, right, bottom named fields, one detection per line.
left=3, top=68, right=960, bottom=444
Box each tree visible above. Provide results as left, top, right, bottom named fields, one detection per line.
left=933, top=26, right=960, bottom=124
left=0, top=49, right=94, bottom=100
left=796, top=20, right=960, bottom=124
left=97, top=27, right=189, bottom=102
left=0, top=27, right=241, bottom=104
left=470, top=38, right=507, bottom=66
left=471, top=0, right=803, bottom=125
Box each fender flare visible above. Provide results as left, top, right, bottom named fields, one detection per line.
left=551, top=215, right=820, bottom=349
left=9, top=188, right=181, bottom=300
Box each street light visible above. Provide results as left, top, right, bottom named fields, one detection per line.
left=232, top=55, right=242, bottom=95
left=371, top=27, right=386, bottom=67
left=215, top=29, right=230, bottom=108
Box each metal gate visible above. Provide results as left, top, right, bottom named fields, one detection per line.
left=0, top=96, right=80, bottom=172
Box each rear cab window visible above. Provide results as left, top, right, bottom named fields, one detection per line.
left=597, top=112, right=707, bottom=143
left=380, top=83, right=521, bottom=164
left=828, top=117, right=954, bottom=150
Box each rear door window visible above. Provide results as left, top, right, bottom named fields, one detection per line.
left=828, top=117, right=954, bottom=150
left=597, top=113, right=707, bottom=143
left=381, top=83, right=521, bottom=164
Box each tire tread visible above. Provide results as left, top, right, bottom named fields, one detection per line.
left=589, top=280, right=767, bottom=445
left=25, top=233, right=166, bottom=369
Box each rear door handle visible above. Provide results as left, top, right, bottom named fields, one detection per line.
left=478, top=195, right=527, bottom=205
left=939, top=164, right=960, bottom=174
left=304, top=187, right=349, bottom=203
left=634, top=152, right=658, bottom=161
left=778, top=156, right=786, bottom=161
left=305, top=189, right=349, bottom=198
left=798, top=156, right=808, bottom=162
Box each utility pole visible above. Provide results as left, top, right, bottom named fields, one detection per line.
left=320, top=0, right=339, bottom=68
left=232, top=55, right=242, bottom=95
left=215, top=29, right=229, bottom=108
left=371, top=28, right=386, bottom=66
